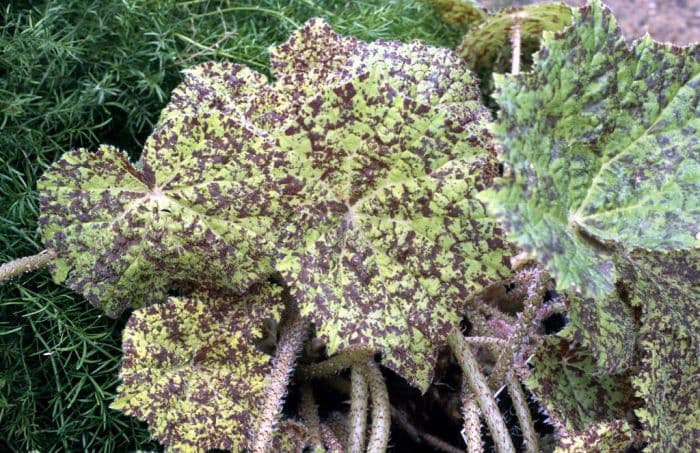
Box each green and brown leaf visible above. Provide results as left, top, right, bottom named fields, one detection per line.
left=38, top=108, right=290, bottom=316
left=626, top=249, right=700, bottom=451
left=479, top=0, right=700, bottom=300
left=525, top=328, right=636, bottom=432
left=269, top=21, right=512, bottom=390
left=111, top=284, right=288, bottom=452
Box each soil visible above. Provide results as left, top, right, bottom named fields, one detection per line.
left=485, top=0, right=700, bottom=45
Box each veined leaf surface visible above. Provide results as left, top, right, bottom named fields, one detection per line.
left=272, top=21, right=513, bottom=390
left=526, top=328, right=635, bottom=432
left=554, top=419, right=636, bottom=453
left=111, top=284, right=287, bottom=452
left=480, top=0, right=700, bottom=300
left=39, top=108, right=288, bottom=316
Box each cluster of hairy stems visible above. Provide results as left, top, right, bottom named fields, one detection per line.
left=0, top=248, right=560, bottom=452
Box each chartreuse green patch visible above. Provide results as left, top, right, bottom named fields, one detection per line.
left=111, top=284, right=297, bottom=452
left=480, top=0, right=699, bottom=300
left=38, top=108, right=291, bottom=317
left=270, top=21, right=512, bottom=391
left=525, top=327, right=635, bottom=432
left=555, top=419, right=635, bottom=452
left=626, top=250, right=699, bottom=451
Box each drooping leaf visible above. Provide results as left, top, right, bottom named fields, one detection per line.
left=423, top=0, right=487, bottom=26
left=554, top=419, right=636, bottom=453
left=111, top=284, right=287, bottom=452
left=271, top=21, right=513, bottom=390
left=479, top=0, right=700, bottom=300
left=526, top=328, right=636, bottom=432
left=626, top=249, right=700, bottom=451
left=38, top=107, right=289, bottom=316
left=458, top=3, right=572, bottom=74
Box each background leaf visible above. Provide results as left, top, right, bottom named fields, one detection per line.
left=525, top=327, right=635, bottom=432
left=480, top=0, right=700, bottom=301
left=458, top=2, right=572, bottom=73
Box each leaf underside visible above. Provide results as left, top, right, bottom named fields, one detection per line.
left=480, top=0, right=699, bottom=300
left=111, top=284, right=288, bottom=452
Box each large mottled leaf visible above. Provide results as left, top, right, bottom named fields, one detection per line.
left=525, top=328, right=635, bottom=432
left=626, top=250, right=699, bottom=451
left=555, top=419, right=636, bottom=453
left=111, top=284, right=287, bottom=452
left=273, top=26, right=512, bottom=390
left=38, top=108, right=288, bottom=316
left=458, top=3, right=572, bottom=73
left=479, top=0, right=700, bottom=300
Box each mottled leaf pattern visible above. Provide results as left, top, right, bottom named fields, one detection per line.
left=555, top=419, right=636, bottom=453
left=458, top=3, right=572, bottom=73
left=626, top=250, right=700, bottom=451
left=111, top=284, right=286, bottom=452
left=567, top=286, right=636, bottom=373
left=39, top=108, right=288, bottom=316
left=526, top=328, right=635, bottom=432
left=159, top=61, right=268, bottom=121
left=479, top=0, right=700, bottom=300
left=272, top=25, right=512, bottom=390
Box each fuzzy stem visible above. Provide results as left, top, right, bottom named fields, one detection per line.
left=251, top=314, right=308, bottom=453
left=301, top=384, right=324, bottom=451
left=488, top=268, right=547, bottom=389
left=361, top=361, right=390, bottom=453
left=506, top=371, right=538, bottom=453
left=320, top=422, right=345, bottom=453
left=348, top=367, right=369, bottom=453
left=464, top=336, right=508, bottom=348
left=298, top=349, right=374, bottom=380
left=448, top=329, right=515, bottom=453
left=461, top=379, right=483, bottom=453
left=0, top=250, right=56, bottom=284
left=511, top=20, right=521, bottom=75
left=327, top=411, right=350, bottom=450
